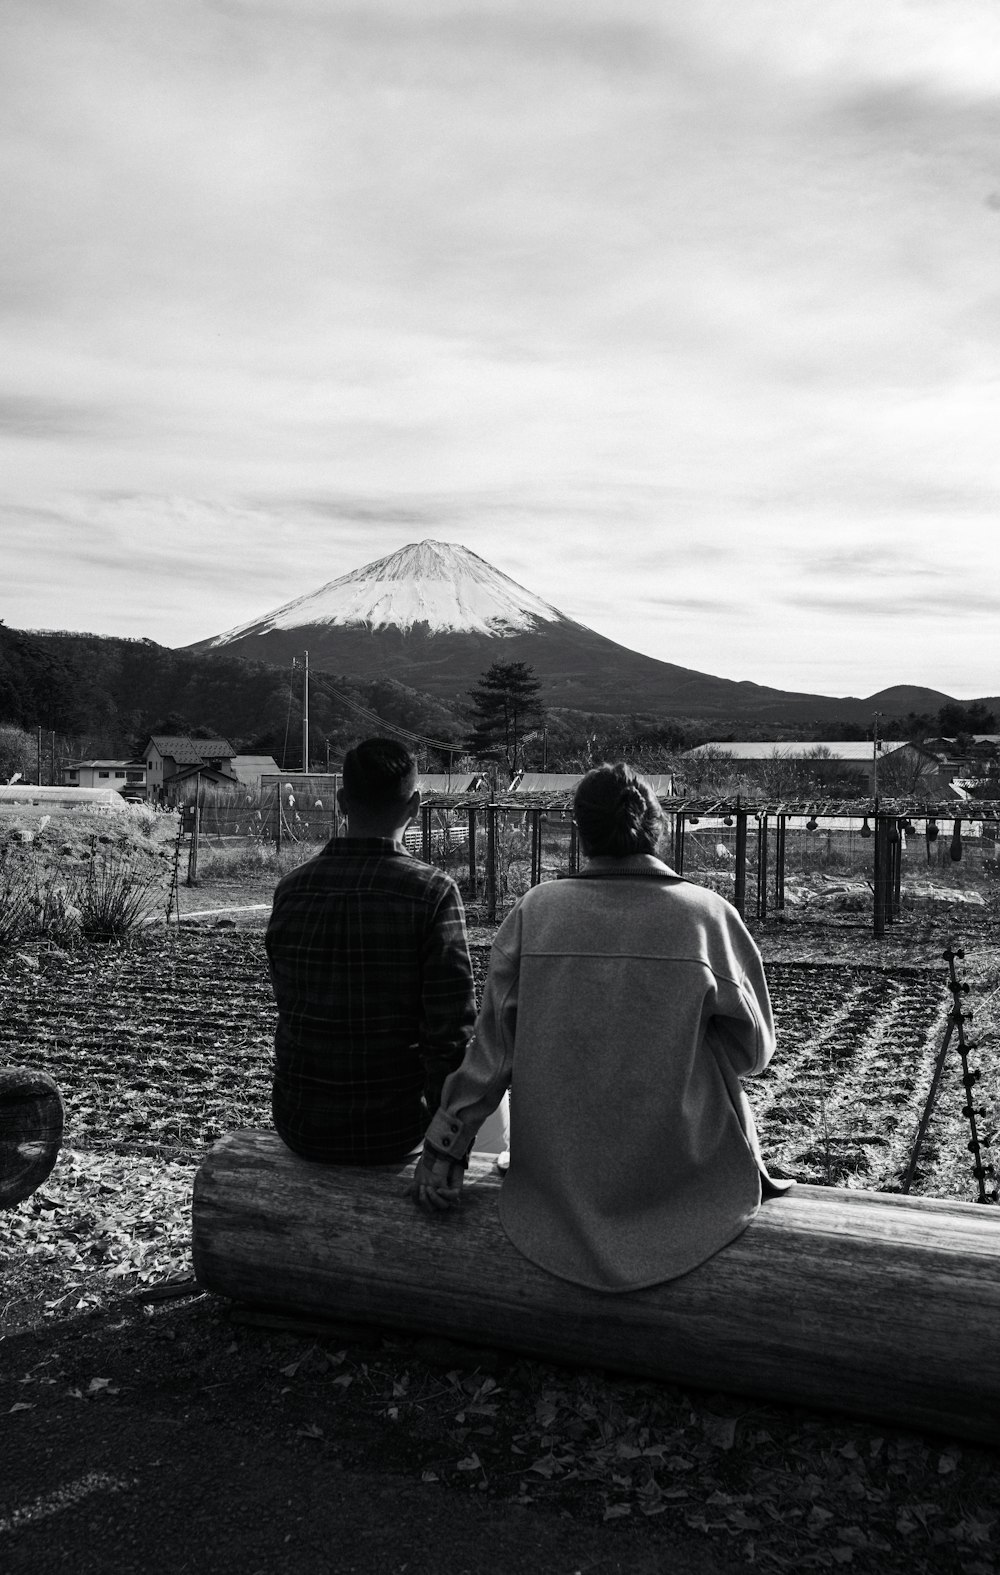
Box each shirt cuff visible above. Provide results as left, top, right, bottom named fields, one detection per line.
left=425, top=1107, right=474, bottom=1161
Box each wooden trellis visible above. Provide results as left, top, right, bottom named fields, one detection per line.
left=420, top=791, right=1000, bottom=938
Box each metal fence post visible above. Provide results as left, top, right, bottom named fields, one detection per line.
left=873, top=810, right=886, bottom=937
left=756, top=814, right=768, bottom=922
left=421, top=804, right=432, bottom=864
left=774, top=813, right=786, bottom=911
left=467, top=806, right=477, bottom=898
left=734, top=811, right=748, bottom=917
left=486, top=805, right=498, bottom=923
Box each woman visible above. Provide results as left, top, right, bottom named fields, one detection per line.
left=413, top=763, right=788, bottom=1291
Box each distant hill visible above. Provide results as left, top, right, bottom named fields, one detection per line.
left=0, top=625, right=466, bottom=761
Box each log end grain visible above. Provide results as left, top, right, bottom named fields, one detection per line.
left=0, top=1067, right=64, bottom=1208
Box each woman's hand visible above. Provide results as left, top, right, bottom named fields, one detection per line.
left=411, top=1145, right=465, bottom=1212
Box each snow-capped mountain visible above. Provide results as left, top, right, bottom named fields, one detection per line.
left=203, top=541, right=566, bottom=644
left=188, top=539, right=835, bottom=718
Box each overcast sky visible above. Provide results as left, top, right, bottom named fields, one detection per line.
left=3, top=0, right=999, bottom=699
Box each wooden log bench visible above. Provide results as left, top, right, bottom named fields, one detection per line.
left=192, top=1129, right=1000, bottom=1447
left=1, top=1067, right=63, bottom=1208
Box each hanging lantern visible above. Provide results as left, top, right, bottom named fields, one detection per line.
left=926, top=818, right=939, bottom=842
left=806, top=815, right=818, bottom=831
left=722, top=814, right=733, bottom=827
left=689, top=815, right=700, bottom=826
left=951, top=819, right=963, bottom=862
left=860, top=817, right=872, bottom=839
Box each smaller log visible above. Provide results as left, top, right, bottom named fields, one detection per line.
left=192, top=1130, right=1000, bottom=1445
left=0, top=1067, right=64, bottom=1208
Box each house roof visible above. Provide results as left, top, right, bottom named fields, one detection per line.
left=166, top=763, right=241, bottom=786
left=146, top=735, right=236, bottom=763
left=682, top=740, right=911, bottom=763
left=68, top=759, right=145, bottom=770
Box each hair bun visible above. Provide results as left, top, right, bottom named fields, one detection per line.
left=574, top=763, right=663, bottom=858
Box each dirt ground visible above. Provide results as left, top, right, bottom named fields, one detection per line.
left=3, top=870, right=1000, bottom=1573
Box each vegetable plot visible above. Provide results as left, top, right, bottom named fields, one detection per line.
left=0, top=933, right=983, bottom=1199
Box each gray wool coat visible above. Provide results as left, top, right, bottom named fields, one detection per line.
left=425, top=854, right=788, bottom=1291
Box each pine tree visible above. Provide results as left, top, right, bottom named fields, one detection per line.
left=467, top=661, right=543, bottom=776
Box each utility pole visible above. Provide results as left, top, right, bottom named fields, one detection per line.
left=302, top=650, right=309, bottom=774
left=873, top=711, right=882, bottom=801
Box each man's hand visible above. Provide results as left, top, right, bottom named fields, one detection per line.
left=411, top=1145, right=465, bottom=1212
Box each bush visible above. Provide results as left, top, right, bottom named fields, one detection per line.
left=0, top=823, right=173, bottom=949
left=77, top=837, right=165, bottom=940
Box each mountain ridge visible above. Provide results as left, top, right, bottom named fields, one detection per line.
left=186, top=540, right=995, bottom=724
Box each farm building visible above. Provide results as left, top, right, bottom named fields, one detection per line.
left=229, top=755, right=281, bottom=789
left=509, top=772, right=675, bottom=799
left=680, top=740, right=949, bottom=797
left=415, top=772, right=485, bottom=796
left=0, top=784, right=128, bottom=812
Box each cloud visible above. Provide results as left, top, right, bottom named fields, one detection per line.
left=792, top=588, right=1000, bottom=618
left=2, top=1, right=1000, bottom=696
left=0, top=395, right=109, bottom=440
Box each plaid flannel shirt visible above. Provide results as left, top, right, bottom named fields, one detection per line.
left=266, top=837, right=475, bottom=1164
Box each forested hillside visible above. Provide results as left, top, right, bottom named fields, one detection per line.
left=0, top=625, right=466, bottom=764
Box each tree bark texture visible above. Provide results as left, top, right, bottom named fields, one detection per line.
left=192, top=1129, right=1000, bottom=1445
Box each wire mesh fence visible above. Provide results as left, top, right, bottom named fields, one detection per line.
left=179, top=782, right=1000, bottom=930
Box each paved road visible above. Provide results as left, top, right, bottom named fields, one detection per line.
left=2, top=1302, right=738, bottom=1575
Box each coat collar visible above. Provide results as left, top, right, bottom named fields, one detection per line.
left=576, top=853, right=681, bottom=880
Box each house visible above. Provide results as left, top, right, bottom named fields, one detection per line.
left=138, top=736, right=237, bottom=801
left=63, top=759, right=147, bottom=797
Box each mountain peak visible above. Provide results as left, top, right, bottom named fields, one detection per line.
left=206, top=539, right=568, bottom=644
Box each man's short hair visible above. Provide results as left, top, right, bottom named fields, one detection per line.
left=342, top=738, right=418, bottom=807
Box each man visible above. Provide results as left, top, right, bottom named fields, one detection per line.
left=266, top=737, right=476, bottom=1164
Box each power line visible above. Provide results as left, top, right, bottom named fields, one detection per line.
left=307, top=669, right=465, bottom=756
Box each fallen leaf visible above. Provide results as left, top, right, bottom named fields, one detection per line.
left=528, top=1455, right=561, bottom=1478
left=701, top=1413, right=738, bottom=1450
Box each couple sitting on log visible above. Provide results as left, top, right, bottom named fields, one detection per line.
left=265, top=737, right=787, bottom=1294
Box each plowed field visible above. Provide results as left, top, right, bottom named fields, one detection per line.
left=1, top=928, right=990, bottom=1200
